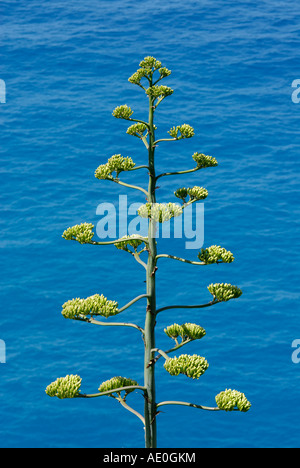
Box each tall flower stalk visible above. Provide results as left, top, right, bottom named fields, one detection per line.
left=46, top=57, right=251, bottom=449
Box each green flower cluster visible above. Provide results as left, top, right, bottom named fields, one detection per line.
left=164, top=323, right=206, bottom=342
left=95, top=154, right=136, bottom=180
left=168, top=124, right=195, bottom=140
left=138, top=202, right=182, bottom=223
left=128, top=68, right=151, bottom=85
left=126, top=123, right=148, bottom=137
left=164, top=354, right=209, bottom=379
left=199, top=245, right=234, bottom=264
left=62, top=294, right=119, bottom=319
left=45, top=374, right=82, bottom=399
left=62, top=223, right=94, bottom=244
left=139, top=56, right=162, bottom=70
left=128, top=57, right=171, bottom=87
left=158, top=67, right=172, bottom=78
left=112, top=104, right=134, bottom=120
left=146, top=85, right=174, bottom=99
left=215, top=389, right=251, bottom=412
left=174, top=186, right=208, bottom=203
left=99, top=376, right=139, bottom=397
left=192, top=152, right=218, bottom=168
left=114, top=234, right=147, bottom=252
left=208, top=283, right=242, bottom=302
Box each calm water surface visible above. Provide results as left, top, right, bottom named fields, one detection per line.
left=1, top=0, right=300, bottom=448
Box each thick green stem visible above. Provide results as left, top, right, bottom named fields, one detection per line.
left=144, top=90, right=158, bottom=449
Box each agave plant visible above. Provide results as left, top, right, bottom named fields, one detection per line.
left=46, top=56, right=250, bottom=448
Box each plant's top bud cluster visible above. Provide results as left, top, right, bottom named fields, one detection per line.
left=208, top=283, right=242, bottom=302
left=199, top=245, right=234, bottom=264
left=62, top=294, right=119, bottom=319
left=139, top=56, right=162, bottom=69
left=45, top=374, right=82, bottom=399
left=174, top=186, right=208, bottom=203
left=99, top=376, right=139, bottom=397
left=112, top=104, right=134, bottom=120
left=215, top=389, right=251, bottom=412
left=95, top=154, right=136, bottom=180
left=164, top=354, right=209, bottom=379
left=114, top=234, right=147, bottom=252
left=192, top=152, right=218, bottom=168
left=146, top=85, right=174, bottom=99
left=128, top=57, right=171, bottom=88
left=62, top=223, right=94, bottom=244
left=164, top=323, right=206, bottom=342
left=138, top=202, right=182, bottom=223
left=168, top=124, right=195, bottom=140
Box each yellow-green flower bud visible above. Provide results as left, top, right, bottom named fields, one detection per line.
left=192, top=152, right=218, bottom=168
left=99, top=376, right=139, bottom=397
left=181, top=323, right=206, bottom=341
left=62, top=223, right=95, bottom=244
left=62, top=294, right=119, bottom=319
left=164, top=323, right=184, bottom=340
left=126, top=123, right=148, bottom=137
left=164, top=323, right=206, bottom=342
left=187, top=186, right=208, bottom=201
left=208, top=283, right=242, bottom=302
left=146, top=85, right=173, bottom=99
left=128, top=68, right=149, bottom=85
left=164, top=354, right=209, bottom=379
left=139, top=56, right=162, bottom=70
left=174, top=187, right=188, bottom=202
left=95, top=154, right=136, bottom=180
left=138, top=202, right=182, bottom=223
left=199, top=245, right=234, bottom=264
left=112, top=105, right=134, bottom=120
left=168, top=124, right=195, bottom=139
left=159, top=67, right=172, bottom=78
left=45, top=374, right=82, bottom=399
left=215, top=389, right=251, bottom=412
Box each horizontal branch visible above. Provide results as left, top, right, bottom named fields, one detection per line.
left=156, top=300, right=220, bottom=315
left=153, top=137, right=177, bottom=145
left=90, top=236, right=149, bottom=246
left=156, top=401, right=223, bottom=412
left=128, top=165, right=150, bottom=172
left=78, top=385, right=146, bottom=399
left=156, top=166, right=199, bottom=181
left=156, top=254, right=206, bottom=266
left=87, top=318, right=145, bottom=335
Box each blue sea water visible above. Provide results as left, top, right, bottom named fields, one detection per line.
left=1, top=0, right=300, bottom=448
